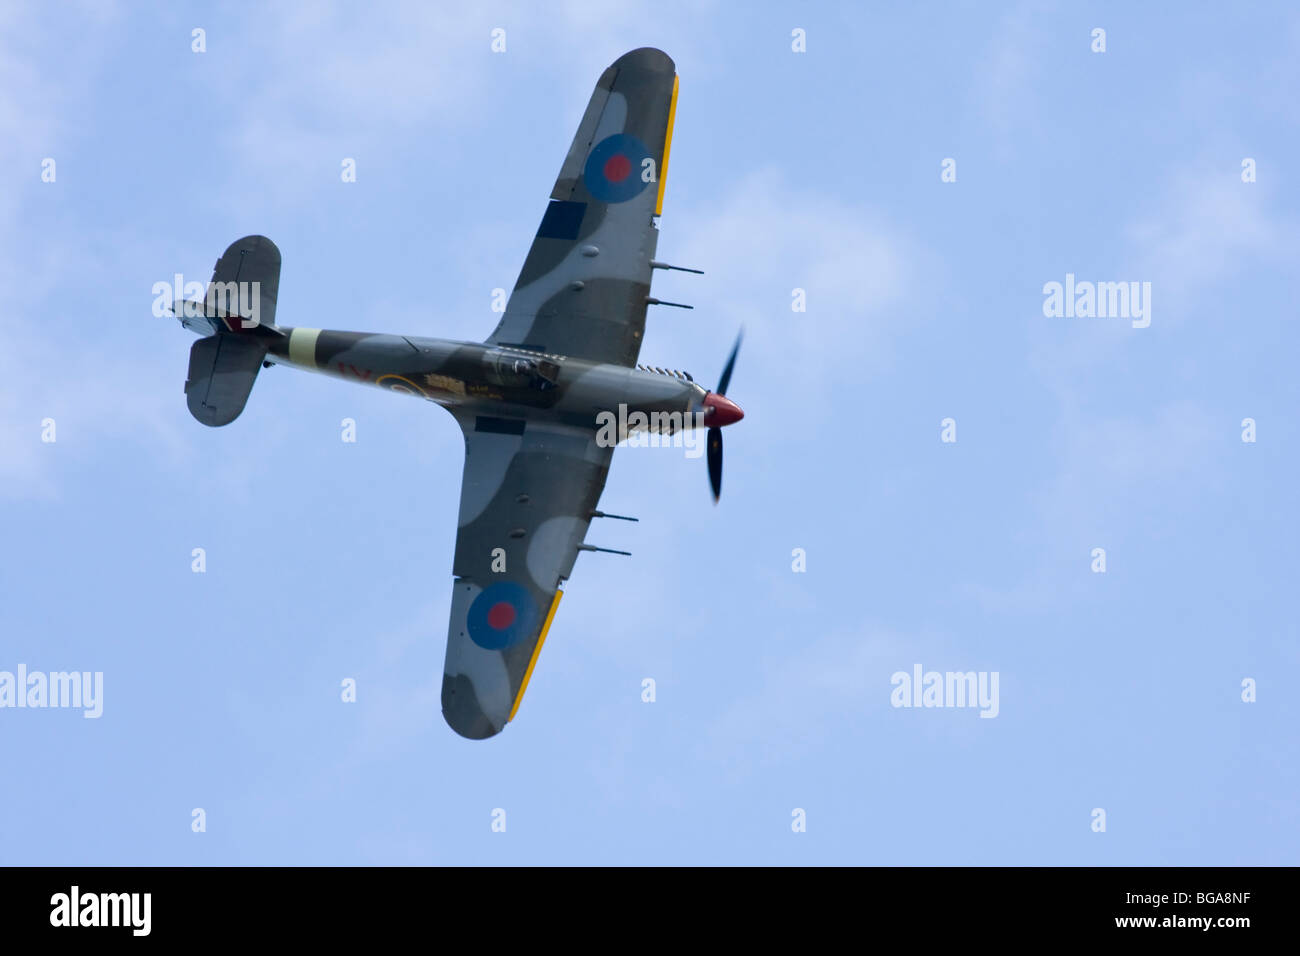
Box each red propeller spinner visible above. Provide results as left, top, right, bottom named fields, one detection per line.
left=702, top=392, right=744, bottom=427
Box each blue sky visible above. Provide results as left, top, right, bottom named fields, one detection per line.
left=1, top=1, right=1296, bottom=864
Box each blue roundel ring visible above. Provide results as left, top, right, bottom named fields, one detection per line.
left=583, top=133, right=652, bottom=203
left=467, top=581, right=539, bottom=651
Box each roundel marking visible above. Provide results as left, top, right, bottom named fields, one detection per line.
left=376, top=373, right=428, bottom=399
left=487, top=601, right=516, bottom=630
left=467, top=581, right=539, bottom=650
left=583, top=133, right=651, bottom=203
left=603, top=153, right=631, bottom=182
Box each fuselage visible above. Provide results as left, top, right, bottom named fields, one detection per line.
left=264, top=326, right=717, bottom=436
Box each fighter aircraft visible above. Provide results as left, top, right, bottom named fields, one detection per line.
left=168, top=48, right=744, bottom=739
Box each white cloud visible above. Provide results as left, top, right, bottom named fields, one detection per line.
left=969, top=2, right=1045, bottom=155
left=963, top=400, right=1221, bottom=613
left=1125, top=167, right=1294, bottom=312
left=671, top=168, right=920, bottom=413
left=697, top=625, right=914, bottom=776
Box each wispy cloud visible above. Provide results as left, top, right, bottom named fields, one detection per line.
left=1125, top=167, right=1295, bottom=313
left=697, top=624, right=914, bottom=777
left=672, top=168, right=921, bottom=415
left=963, top=399, right=1221, bottom=613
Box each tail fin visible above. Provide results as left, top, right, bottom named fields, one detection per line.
left=207, top=234, right=280, bottom=330
left=181, top=235, right=282, bottom=426
left=174, top=235, right=282, bottom=334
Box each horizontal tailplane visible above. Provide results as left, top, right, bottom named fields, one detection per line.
left=185, top=334, right=267, bottom=426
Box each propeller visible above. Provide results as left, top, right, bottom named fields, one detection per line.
left=705, top=330, right=744, bottom=503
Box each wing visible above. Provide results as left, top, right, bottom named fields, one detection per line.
left=440, top=416, right=614, bottom=738
left=486, top=47, right=679, bottom=368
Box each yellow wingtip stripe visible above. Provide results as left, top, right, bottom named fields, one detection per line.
left=654, top=73, right=679, bottom=217
left=508, top=589, right=563, bottom=722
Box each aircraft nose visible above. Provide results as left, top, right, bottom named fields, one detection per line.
left=703, top=392, right=744, bottom=427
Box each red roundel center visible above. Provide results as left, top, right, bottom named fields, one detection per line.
left=487, top=601, right=516, bottom=630
left=603, top=153, right=631, bottom=182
